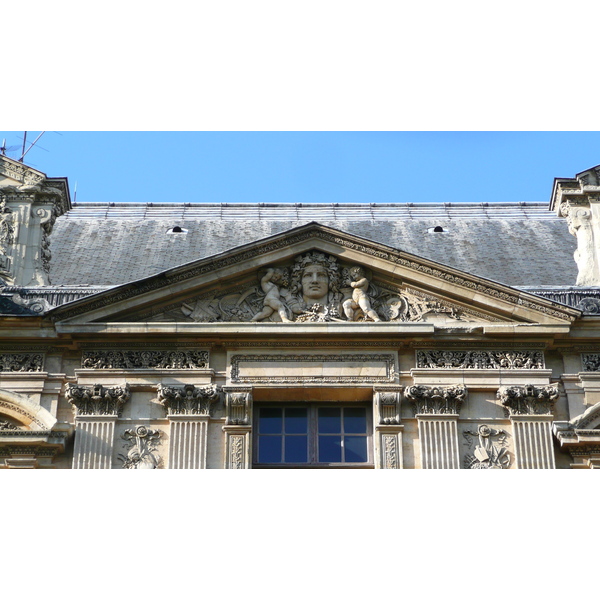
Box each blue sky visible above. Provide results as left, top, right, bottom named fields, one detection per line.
left=1, top=131, right=599, bottom=205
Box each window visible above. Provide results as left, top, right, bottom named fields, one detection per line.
left=254, top=404, right=372, bottom=467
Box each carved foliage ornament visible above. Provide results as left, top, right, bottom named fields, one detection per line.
left=405, top=385, right=466, bottom=415
left=82, top=349, right=209, bottom=370
left=157, top=383, right=220, bottom=417
left=66, top=382, right=131, bottom=417
left=416, top=350, right=544, bottom=370
left=374, top=387, right=403, bottom=425
left=0, top=419, right=19, bottom=431
left=497, top=384, right=559, bottom=416
left=0, top=352, right=44, bottom=372
left=582, top=354, right=600, bottom=372
left=118, top=425, right=162, bottom=469
left=463, top=425, right=510, bottom=469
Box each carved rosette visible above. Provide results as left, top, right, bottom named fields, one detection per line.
left=222, top=387, right=252, bottom=425
left=497, top=384, right=559, bottom=416
left=66, top=383, right=131, bottom=417
left=405, top=385, right=466, bottom=415
left=416, top=350, right=544, bottom=370
left=118, top=425, right=162, bottom=469
left=157, top=383, right=220, bottom=416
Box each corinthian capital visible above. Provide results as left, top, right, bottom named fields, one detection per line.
left=157, top=383, right=220, bottom=416
left=405, top=384, right=466, bottom=415
left=66, top=382, right=131, bottom=416
left=497, top=384, right=558, bottom=416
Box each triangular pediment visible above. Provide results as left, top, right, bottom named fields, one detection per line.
left=50, top=222, right=579, bottom=326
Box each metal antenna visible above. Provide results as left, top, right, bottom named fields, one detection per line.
left=18, top=131, right=45, bottom=162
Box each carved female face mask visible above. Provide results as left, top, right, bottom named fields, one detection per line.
left=301, top=265, right=329, bottom=300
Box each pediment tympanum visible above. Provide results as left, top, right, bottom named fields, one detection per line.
left=50, top=223, right=579, bottom=325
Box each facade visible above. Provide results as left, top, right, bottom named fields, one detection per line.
left=2, top=154, right=600, bottom=469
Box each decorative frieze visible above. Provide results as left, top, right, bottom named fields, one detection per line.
left=0, top=352, right=44, bottom=372
left=463, top=425, right=511, bottom=469
left=582, top=353, right=600, bottom=372
left=222, top=387, right=252, bottom=425
left=416, top=350, right=544, bottom=370
left=157, top=383, right=220, bottom=416
left=405, top=385, right=466, bottom=415
left=81, top=349, right=209, bottom=370
left=118, top=425, right=162, bottom=469
left=65, top=382, right=131, bottom=417
left=497, top=384, right=558, bottom=416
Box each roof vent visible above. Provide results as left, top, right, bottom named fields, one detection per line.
left=428, top=226, right=448, bottom=234
left=167, top=226, right=188, bottom=235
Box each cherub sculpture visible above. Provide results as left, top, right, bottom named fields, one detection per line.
left=343, top=265, right=381, bottom=322
left=251, top=268, right=292, bottom=322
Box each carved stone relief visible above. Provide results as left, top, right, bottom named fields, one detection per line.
left=374, top=386, right=402, bottom=424
left=118, top=425, right=162, bottom=469
left=0, top=419, right=19, bottom=431
left=0, top=352, right=44, bottom=372
left=463, top=425, right=511, bottom=469
left=416, top=350, right=545, bottom=369
left=405, top=385, right=466, bottom=415
left=0, top=195, right=14, bottom=279
left=144, top=251, right=483, bottom=324
left=222, top=388, right=252, bottom=425
left=81, top=349, right=209, bottom=370
left=65, top=383, right=131, bottom=416
left=560, top=201, right=597, bottom=286
left=157, top=383, right=220, bottom=416
left=497, top=384, right=559, bottom=416
left=582, top=353, right=600, bottom=372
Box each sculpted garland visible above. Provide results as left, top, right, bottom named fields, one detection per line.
left=175, top=251, right=470, bottom=324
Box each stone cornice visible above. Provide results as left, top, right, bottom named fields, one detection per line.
left=48, top=224, right=580, bottom=324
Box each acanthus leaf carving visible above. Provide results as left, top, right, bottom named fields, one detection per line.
left=81, top=349, right=209, bottom=370
left=157, top=383, right=220, bottom=417
left=66, top=382, right=131, bottom=417
left=416, top=350, right=545, bottom=370
left=405, top=384, right=466, bottom=415
left=497, top=384, right=559, bottom=416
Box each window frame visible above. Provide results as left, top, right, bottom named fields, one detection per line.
left=253, top=402, right=374, bottom=469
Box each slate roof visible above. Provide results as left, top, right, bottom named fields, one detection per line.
left=48, top=202, right=577, bottom=288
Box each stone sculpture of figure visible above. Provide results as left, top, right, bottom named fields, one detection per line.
left=343, top=265, right=381, bottom=322
left=287, top=252, right=342, bottom=318
left=251, top=267, right=292, bottom=322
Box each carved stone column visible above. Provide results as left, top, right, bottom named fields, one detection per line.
left=222, top=387, right=252, bottom=469
left=373, top=386, right=403, bottom=469
left=498, top=384, right=558, bottom=469
left=66, top=383, right=130, bottom=469
left=157, top=383, right=220, bottom=469
left=405, top=385, right=466, bottom=469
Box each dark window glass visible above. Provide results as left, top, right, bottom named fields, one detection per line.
left=318, top=407, right=341, bottom=433
left=344, top=436, right=368, bottom=463
left=285, top=407, right=308, bottom=434
left=319, top=435, right=342, bottom=462
left=285, top=435, right=308, bottom=463
left=258, top=435, right=282, bottom=463
left=344, top=407, right=367, bottom=433
left=259, top=408, right=282, bottom=434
